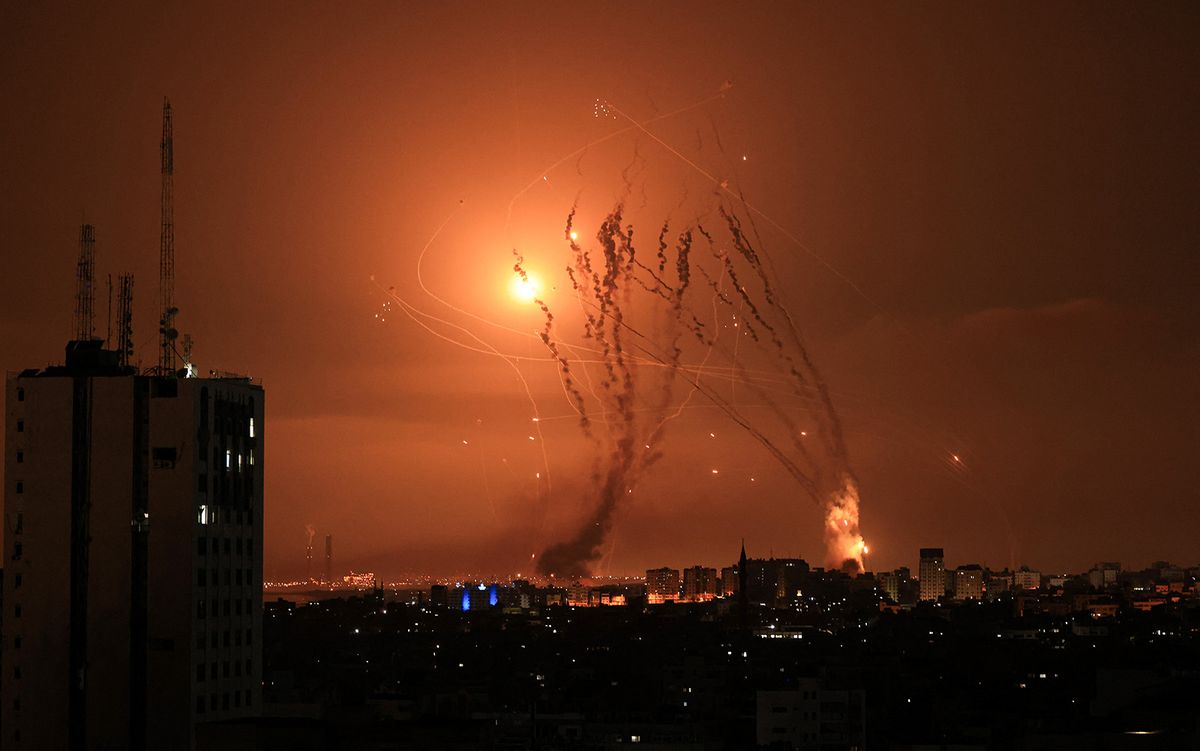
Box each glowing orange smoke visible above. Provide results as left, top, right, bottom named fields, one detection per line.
left=825, top=474, right=867, bottom=573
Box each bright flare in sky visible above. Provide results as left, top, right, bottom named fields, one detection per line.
left=510, top=272, right=541, bottom=303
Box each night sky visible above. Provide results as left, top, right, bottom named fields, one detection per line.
left=2, top=3, right=1196, bottom=580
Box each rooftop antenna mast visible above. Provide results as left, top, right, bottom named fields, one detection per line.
left=74, top=224, right=97, bottom=341
left=157, top=97, right=178, bottom=373
left=116, top=274, right=135, bottom=368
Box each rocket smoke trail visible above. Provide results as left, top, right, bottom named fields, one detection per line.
left=533, top=200, right=867, bottom=577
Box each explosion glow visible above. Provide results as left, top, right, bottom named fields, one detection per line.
left=825, top=475, right=867, bottom=573
left=377, top=86, right=873, bottom=577
left=509, top=272, right=542, bottom=303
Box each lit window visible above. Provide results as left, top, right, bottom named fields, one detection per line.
left=248, top=449, right=254, bottom=466
left=248, top=418, right=255, bottom=438
left=198, top=505, right=210, bottom=525
left=225, top=450, right=231, bottom=470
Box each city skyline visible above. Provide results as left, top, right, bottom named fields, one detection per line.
left=2, top=3, right=1198, bottom=580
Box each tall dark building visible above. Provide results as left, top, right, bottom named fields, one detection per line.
left=2, top=342, right=264, bottom=749
left=919, top=547, right=946, bottom=602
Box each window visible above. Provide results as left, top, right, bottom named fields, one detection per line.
left=15, top=420, right=23, bottom=432
left=13, top=605, right=20, bottom=619
left=248, top=417, right=255, bottom=438
left=223, top=661, right=230, bottom=678
left=13, top=574, right=21, bottom=589
left=13, top=543, right=22, bottom=560
left=14, top=513, right=22, bottom=534
left=210, top=663, right=217, bottom=680
left=196, top=664, right=205, bottom=683
left=15, top=451, right=22, bottom=463
left=13, top=636, right=20, bottom=649
left=152, top=447, right=178, bottom=469
left=16, top=387, right=23, bottom=402
left=197, top=600, right=206, bottom=619
left=225, top=450, right=231, bottom=470
left=197, top=473, right=207, bottom=493
left=197, top=537, right=207, bottom=555
left=15, top=481, right=23, bottom=494
left=196, top=696, right=205, bottom=714
left=197, top=569, right=206, bottom=587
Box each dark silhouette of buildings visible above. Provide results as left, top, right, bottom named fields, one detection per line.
left=3, top=342, right=264, bottom=749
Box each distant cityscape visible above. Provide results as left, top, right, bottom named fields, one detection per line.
left=266, top=545, right=1200, bottom=619
left=253, top=545, right=1200, bottom=749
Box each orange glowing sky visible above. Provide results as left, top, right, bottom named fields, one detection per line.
left=1, top=3, right=1197, bottom=579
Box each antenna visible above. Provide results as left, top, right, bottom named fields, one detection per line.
left=105, top=274, right=113, bottom=346
left=74, top=224, right=97, bottom=340
left=158, top=97, right=177, bottom=373
left=181, top=333, right=194, bottom=377
left=117, top=274, right=135, bottom=368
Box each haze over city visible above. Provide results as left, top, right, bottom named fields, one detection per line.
left=2, top=2, right=1197, bottom=582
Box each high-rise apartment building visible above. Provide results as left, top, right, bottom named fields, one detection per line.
left=954, top=564, right=984, bottom=600
left=682, top=566, right=719, bottom=601
left=645, top=567, right=681, bottom=603
left=2, top=342, right=264, bottom=750
left=918, top=548, right=945, bottom=602
left=1013, top=567, right=1042, bottom=591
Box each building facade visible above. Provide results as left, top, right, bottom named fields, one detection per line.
left=681, top=566, right=719, bottom=601
left=756, top=680, right=866, bottom=750
left=954, top=564, right=985, bottom=600
left=2, top=343, right=263, bottom=750
left=645, top=567, right=681, bottom=603
left=919, top=548, right=945, bottom=602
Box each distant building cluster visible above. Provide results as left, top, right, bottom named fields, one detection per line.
left=876, top=550, right=1200, bottom=617
left=385, top=546, right=1200, bottom=623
